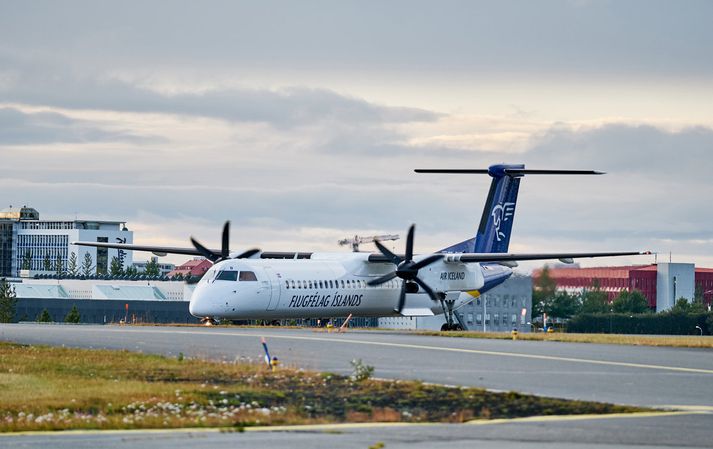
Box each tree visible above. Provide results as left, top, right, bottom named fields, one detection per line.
left=110, top=256, right=125, bottom=276
left=579, top=280, right=610, bottom=314
left=55, top=253, right=65, bottom=277
left=670, top=297, right=706, bottom=314
left=67, top=252, right=79, bottom=276
left=144, top=258, right=160, bottom=277
left=21, top=250, right=32, bottom=271
left=37, top=308, right=52, bottom=323
left=0, top=278, right=17, bottom=323
left=64, top=305, right=81, bottom=323
left=125, top=265, right=138, bottom=276
left=43, top=253, right=52, bottom=272
left=81, top=252, right=95, bottom=277
left=612, top=290, right=650, bottom=314
left=547, top=290, right=581, bottom=319
left=532, top=266, right=557, bottom=318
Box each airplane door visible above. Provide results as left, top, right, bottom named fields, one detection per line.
left=263, top=266, right=281, bottom=311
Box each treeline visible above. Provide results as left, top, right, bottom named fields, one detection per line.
left=534, top=267, right=712, bottom=335
left=568, top=312, right=713, bottom=335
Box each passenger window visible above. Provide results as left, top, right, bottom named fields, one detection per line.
left=329, top=280, right=333, bottom=288
left=216, top=270, right=238, bottom=281
left=291, top=280, right=295, bottom=289
left=309, top=280, right=313, bottom=289
left=285, top=281, right=289, bottom=289
left=340, top=280, right=345, bottom=288
left=239, top=271, right=257, bottom=281
left=319, top=281, right=323, bottom=289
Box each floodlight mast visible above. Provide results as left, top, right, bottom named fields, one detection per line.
left=338, top=234, right=400, bottom=252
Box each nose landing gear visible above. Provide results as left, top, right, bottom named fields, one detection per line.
left=201, top=317, right=218, bottom=326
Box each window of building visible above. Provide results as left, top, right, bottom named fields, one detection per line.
left=476, top=314, right=482, bottom=325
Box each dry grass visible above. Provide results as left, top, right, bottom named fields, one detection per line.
left=413, top=330, right=713, bottom=348
left=0, top=342, right=647, bottom=432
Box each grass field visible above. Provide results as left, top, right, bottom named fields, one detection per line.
left=0, top=342, right=647, bottom=432
left=413, top=330, right=713, bottom=348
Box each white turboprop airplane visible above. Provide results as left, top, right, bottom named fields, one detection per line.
left=74, top=164, right=649, bottom=330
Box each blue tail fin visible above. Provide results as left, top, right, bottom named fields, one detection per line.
left=419, top=164, right=603, bottom=254
left=473, top=164, right=523, bottom=253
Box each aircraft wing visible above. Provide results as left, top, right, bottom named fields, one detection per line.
left=368, top=251, right=650, bottom=263
left=72, top=241, right=207, bottom=257
left=453, top=251, right=650, bottom=263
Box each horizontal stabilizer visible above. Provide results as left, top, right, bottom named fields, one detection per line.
left=415, top=169, right=604, bottom=175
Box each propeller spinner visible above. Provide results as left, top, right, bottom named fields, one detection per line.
left=190, top=221, right=260, bottom=263
left=368, top=224, right=443, bottom=313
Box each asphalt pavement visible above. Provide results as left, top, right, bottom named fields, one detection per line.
left=1, top=323, right=712, bottom=448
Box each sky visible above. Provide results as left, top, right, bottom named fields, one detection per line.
left=1, top=0, right=712, bottom=271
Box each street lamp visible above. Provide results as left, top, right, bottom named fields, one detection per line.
left=695, top=325, right=703, bottom=336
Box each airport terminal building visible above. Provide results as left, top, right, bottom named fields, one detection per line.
left=379, top=274, right=532, bottom=331
left=0, top=206, right=133, bottom=277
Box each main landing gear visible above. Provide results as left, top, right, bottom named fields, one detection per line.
left=439, top=295, right=463, bottom=331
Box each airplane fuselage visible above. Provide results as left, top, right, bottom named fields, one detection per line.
left=188, top=252, right=505, bottom=320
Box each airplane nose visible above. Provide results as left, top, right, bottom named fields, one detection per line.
left=189, top=286, right=212, bottom=317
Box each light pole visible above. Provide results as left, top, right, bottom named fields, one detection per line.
left=695, top=325, right=703, bottom=336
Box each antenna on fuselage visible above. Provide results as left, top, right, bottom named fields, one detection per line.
left=338, top=234, right=399, bottom=252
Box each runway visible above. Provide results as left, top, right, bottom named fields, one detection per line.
left=1, top=323, right=712, bottom=448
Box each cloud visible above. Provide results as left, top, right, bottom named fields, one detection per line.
left=0, top=107, right=156, bottom=145
left=524, top=123, right=713, bottom=178
left=0, top=56, right=440, bottom=128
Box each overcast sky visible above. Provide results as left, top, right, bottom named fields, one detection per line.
left=1, top=0, right=712, bottom=270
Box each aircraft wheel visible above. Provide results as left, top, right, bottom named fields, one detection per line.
left=452, top=324, right=463, bottom=331
left=440, top=323, right=451, bottom=331
left=201, top=317, right=217, bottom=326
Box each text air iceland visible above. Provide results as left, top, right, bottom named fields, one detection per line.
left=288, top=293, right=363, bottom=308
left=492, top=202, right=515, bottom=241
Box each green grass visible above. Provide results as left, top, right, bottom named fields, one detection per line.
left=412, top=330, right=713, bottom=348
left=0, top=341, right=648, bottom=432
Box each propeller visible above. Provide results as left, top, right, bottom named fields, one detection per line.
left=190, top=221, right=260, bottom=263
left=368, top=224, right=444, bottom=313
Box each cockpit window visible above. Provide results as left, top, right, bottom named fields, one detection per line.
left=215, top=270, right=238, bottom=281
left=239, top=271, right=257, bottom=281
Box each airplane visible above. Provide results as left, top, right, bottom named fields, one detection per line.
left=74, top=164, right=649, bottom=330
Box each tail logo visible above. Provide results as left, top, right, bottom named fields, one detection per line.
left=492, top=202, right=515, bottom=241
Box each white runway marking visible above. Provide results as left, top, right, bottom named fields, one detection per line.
left=72, top=327, right=713, bottom=375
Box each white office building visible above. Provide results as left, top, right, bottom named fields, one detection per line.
left=1, top=206, right=133, bottom=277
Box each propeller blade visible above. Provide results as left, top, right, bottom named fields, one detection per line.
left=374, top=240, right=401, bottom=265
left=405, top=224, right=415, bottom=261
left=190, top=237, right=220, bottom=262
left=221, top=221, right=230, bottom=260
left=368, top=271, right=398, bottom=286
left=234, top=248, right=261, bottom=259
left=395, top=281, right=407, bottom=313
left=410, top=254, right=444, bottom=270
left=413, top=277, right=440, bottom=303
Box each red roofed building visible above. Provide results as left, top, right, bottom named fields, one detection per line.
left=533, top=265, right=713, bottom=310
left=168, top=258, right=212, bottom=278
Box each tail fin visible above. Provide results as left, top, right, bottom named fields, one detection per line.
left=416, top=165, right=603, bottom=254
